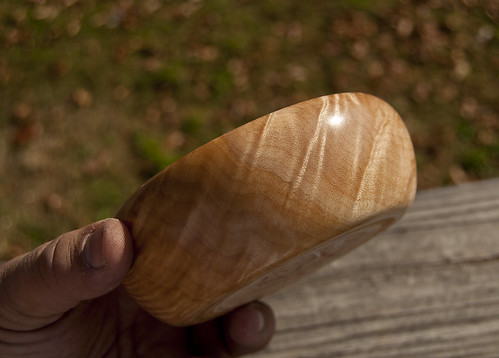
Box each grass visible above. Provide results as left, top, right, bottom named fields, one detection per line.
left=0, top=0, right=498, bottom=258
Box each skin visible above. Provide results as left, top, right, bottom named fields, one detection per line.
left=0, top=219, right=275, bottom=357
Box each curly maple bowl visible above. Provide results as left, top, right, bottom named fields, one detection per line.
left=116, top=92, right=417, bottom=326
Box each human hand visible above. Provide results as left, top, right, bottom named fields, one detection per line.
left=0, top=219, right=275, bottom=357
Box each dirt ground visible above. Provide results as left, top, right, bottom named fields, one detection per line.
left=1, top=0, right=498, bottom=258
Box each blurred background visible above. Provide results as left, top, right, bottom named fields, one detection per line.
left=0, top=0, right=498, bottom=259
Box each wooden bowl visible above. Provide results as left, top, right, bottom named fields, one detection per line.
left=116, top=93, right=417, bottom=326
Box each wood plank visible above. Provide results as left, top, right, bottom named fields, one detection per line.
left=252, top=178, right=499, bottom=358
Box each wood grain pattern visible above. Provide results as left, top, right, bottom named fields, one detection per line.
left=251, top=178, right=499, bottom=358
left=115, top=93, right=417, bottom=326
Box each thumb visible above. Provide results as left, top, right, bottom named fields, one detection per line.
left=0, top=218, right=133, bottom=331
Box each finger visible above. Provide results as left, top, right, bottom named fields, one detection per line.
left=0, top=218, right=133, bottom=331
left=223, top=301, right=275, bottom=356
left=188, top=301, right=275, bottom=357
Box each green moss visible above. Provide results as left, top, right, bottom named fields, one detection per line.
left=457, top=120, right=476, bottom=143
left=132, top=132, right=179, bottom=175
left=460, top=148, right=491, bottom=175
left=87, top=177, right=129, bottom=220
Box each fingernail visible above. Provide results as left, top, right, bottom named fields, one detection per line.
left=83, top=223, right=106, bottom=269
left=252, top=303, right=266, bottom=333
left=228, top=303, right=267, bottom=346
